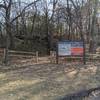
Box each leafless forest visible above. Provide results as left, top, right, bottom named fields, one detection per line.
left=0, top=0, right=100, bottom=100
left=0, top=0, right=100, bottom=62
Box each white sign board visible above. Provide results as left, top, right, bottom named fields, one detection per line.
left=58, top=42, right=71, bottom=56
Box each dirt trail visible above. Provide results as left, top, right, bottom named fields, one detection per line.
left=0, top=63, right=100, bottom=100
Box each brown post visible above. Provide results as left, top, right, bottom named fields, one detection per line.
left=56, top=44, right=59, bottom=64
left=3, top=48, right=8, bottom=64
left=50, top=51, right=52, bottom=63
left=36, top=51, right=38, bottom=63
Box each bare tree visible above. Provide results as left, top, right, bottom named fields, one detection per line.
left=41, top=0, right=58, bottom=53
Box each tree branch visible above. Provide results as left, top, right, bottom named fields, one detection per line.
left=11, top=0, right=40, bottom=23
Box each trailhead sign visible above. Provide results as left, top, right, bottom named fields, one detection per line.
left=58, top=41, right=84, bottom=56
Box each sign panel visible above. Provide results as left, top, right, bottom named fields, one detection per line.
left=58, top=41, right=83, bottom=56
left=71, top=42, right=83, bottom=56
left=58, top=42, right=71, bottom=56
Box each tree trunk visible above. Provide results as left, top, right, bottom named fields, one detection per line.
left=4, top=2, right=12, bottom=64
left=89, top=0, right=98, bottom=52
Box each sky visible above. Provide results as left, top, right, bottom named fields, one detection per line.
left=0, top=0, right=100, bottom=18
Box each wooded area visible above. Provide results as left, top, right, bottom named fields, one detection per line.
left=0, top=0, right=100, bottom=64
left=0, top=1, right=100, bottom=100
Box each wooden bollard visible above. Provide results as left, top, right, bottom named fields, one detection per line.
left=3, top=48, right=8, bottom=64
left=50, top=51, right=53, bottom=63
left=36, top=51, right=38, bottom=63
left=50, top=51, right=56, bottom=63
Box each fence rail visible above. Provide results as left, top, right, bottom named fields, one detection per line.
left=8, top=50, right=36, bottom=55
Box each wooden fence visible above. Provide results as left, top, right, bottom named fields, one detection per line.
left=0, top=48, right=100, bottom=64
left=49, top=51, right=100, bottom=63
left=8, top=50, right=39, bottom=63
left=0, top=48, right=39, bottom=63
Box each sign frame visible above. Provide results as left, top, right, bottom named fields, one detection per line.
left=56, top=40, right=85, bottom=64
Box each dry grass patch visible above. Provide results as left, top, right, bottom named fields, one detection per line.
left=0, top=63, right=99, bottom=100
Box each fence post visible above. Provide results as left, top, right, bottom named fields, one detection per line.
left=36, top=51, right=38, bottom=63
left=0, top=48, right=4, bottom=63
left=50, top=51, right=52, bottom=63
left=3, top=48, right=5, bottom=60
left=3, top=48, right=9, bottom=64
